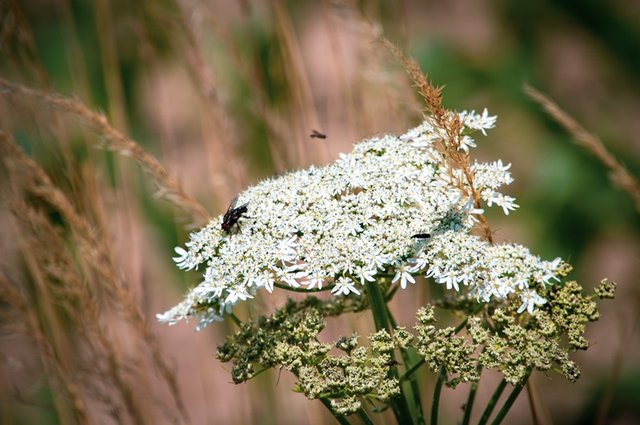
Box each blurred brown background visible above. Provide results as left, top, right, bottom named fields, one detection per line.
left=1, top=0, right=639, bottom=424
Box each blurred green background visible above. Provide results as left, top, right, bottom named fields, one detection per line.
left=1, top=0, right=639, bottom=424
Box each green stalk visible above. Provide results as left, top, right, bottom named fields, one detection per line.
left=490, top=372, right=531, bottom=425
left=384, top=284, right=400, bottom=302
left=366, top=281, right=391, bottom=331
left=461, top=366, right=482, bottom=425
left=386, top=305, right=426, bottom=425
left=365, top=281, right=413, bottom=425
left=430, top=367, right=446, bottom=425
left=356, top=408, right=375, bottom=425
left=400, top=358, right=425, bottom=383
left=228, top=312, right=242, bottom=327
left=477, top=379, right=507, bottom=425
left=319, top=398, right=350, bottom=425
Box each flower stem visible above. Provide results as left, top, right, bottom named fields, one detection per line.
left=384, top=284, right=400, bottom=302
left=430, top=367, right=446, bottom=425
left=400, top=359, right=425, bottom=383
left=365, top=281, right=413, bottom=425
left=461, top=366, right=482, bottom=425
left=319, top=398, right=350, bottom=425
left=228, top=312, right=242, bottom=326
left=356, top=407, right=375, bottom=425
left=387, top=306, right=426, bottom=425
left=477, top=379, right=507, bottom=425
left=366, top=281, right=392, bottom=331
left=490, top=372, right=531, bottom=425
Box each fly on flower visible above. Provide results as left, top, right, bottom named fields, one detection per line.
left=221, top=197, right=249, bottom=234
left=411, top=233, right=431, bottom=239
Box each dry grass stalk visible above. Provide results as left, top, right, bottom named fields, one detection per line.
left=0, top=130, right=191, bottom=424
left=270, top=0, right=323, bottom=165
left=0, top=271, right=91, bottom=424
left=0, top=77, right=211, bottom=227
left=92, top=0, right=129, bottom=133
left=329, top=2, right=422, bottom=136
left=9, top=197, right=148, bottom=425
left=0, top=0, right=84, bottom=184
left=195, top=4, right=294, bottom=173
left=525, top=85, right=640, bottom=213
left=380, top=37, right=494, bottom=242
left=170, top=0, right=249, bottom=199
left=3, top=135, right=150, bottom=423
left=182, top=5, right=300, bottom=172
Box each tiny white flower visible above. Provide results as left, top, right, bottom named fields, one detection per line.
left=277, top=236, right=298, bottom=261
left=392, top=263, right=416, bottom=289
left=332, top=276, right=361, bottom=296
left=254, top=271, right=275, bottom=293
left=355, top=266, right=376, bottom=285
left=459, top=135, right=477, bottom=152
left=460, top=108, right=497, bottom=135
left=272, top=264, right=307, bottom=288
left=434, top=269, right=461, bottom=291
left=343, top=219, right=363, bottom=236
left=517, top=289, right=547, bottom=314
left=304, top=275, right=326, bottom=290
left=486, top=192, right=519, bottom=215
left=173, top=247, right=194, bottom=270
left=225, top=285, right=253, bottom=304
left=536, top=257, right=562, bottom=285
left=408, top=255, right=428, bottom=273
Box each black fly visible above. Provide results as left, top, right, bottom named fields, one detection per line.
left=411, top=233, right=431, bottom=239
left=221, top=197, right=248, bottom=234
left=310, top=129, right=327, bottom=139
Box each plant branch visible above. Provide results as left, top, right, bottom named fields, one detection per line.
left=477, top=378, right=507, bottom=425
left=0, top=78, right=211, bottom=226
left=430, top=367, right=446, bottom=425
left=490, top=371, right=531, bottom=425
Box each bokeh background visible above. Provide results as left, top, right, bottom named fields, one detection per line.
left=1, top=0, right=639, bottom=424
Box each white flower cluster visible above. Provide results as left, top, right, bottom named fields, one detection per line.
left=410, top=230, right=561, bottom=314
left=158, top=110, right=562, bottom=330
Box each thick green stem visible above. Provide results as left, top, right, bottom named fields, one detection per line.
left=319, top=398, right=350, bottom=425
left=366, top=281, right=391, bottom=331
left=490, top=372, right=531, bottom=425
left=430, top=367, right=446, bottom=425
left=477, top=379, right=507, bottom=425
left=386, top=305, right=426, bottom=425
left=365, top=281, right=413, bottom=425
